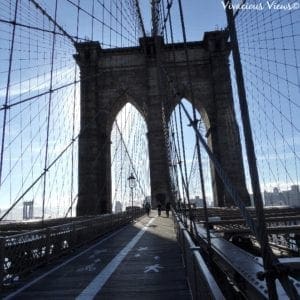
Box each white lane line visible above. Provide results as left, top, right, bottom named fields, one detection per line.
left=76, top=217, right=155, bottom=300
left=4, top=225, right=129, bottom=300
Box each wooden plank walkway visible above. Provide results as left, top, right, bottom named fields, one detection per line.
left=3, top=213, right=191, bottom=300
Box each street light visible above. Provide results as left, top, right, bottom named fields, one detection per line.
left=127, top=173, right=136, bottom=221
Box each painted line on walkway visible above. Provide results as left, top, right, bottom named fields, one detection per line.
left=76, top=217, right=155, bottom=299
left=4, top=224, right=131, bottom=300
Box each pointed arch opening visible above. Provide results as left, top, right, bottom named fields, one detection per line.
left=168, top=98, right=214, bottom=208
left=110, top=103, right=150, bottom=212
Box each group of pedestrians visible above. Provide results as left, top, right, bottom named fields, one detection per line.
left=144, top=201, right=171, bottom=217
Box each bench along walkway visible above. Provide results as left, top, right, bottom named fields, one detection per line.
left=4, top=213, right=191, bottom=300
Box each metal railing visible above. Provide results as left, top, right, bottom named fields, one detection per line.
left=173, top=211, right=225, bottom=300
left=0, top=209, right=144, bottom=289
left=193, top=207, right=300, bottom=254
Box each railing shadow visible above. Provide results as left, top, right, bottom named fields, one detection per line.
left=0, top=208, right=145, bottom=291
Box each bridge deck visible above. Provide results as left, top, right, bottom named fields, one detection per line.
left=4, top=213, right=191, bottom=300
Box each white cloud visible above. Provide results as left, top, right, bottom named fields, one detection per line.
left=0, top=66, right=75, bottom=100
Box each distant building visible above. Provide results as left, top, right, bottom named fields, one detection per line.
left=264, top=185, right=300, bottom=206
left=285, top=185, right=300, bottom=206
left=190, top=196, right=204, bottom=208
left=23, top=201, right=34, bottom=220
left=115, top=201, right=122, bottom=213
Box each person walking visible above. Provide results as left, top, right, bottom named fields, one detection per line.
left=165, top=202, right=170, bottom=218
left=157, top=202, right=162, bottom=216
left=145, top=202, right=151, bottom=217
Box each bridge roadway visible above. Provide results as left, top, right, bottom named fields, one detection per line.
left=3, top=213, right=191, bottom=300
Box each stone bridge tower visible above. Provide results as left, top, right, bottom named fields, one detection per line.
left=74, top=30, right=250, bottom=216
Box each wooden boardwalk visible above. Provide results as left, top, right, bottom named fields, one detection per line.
left=4, top=213, right=191, bottom=300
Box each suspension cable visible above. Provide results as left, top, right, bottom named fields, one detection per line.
left=181, top=101, right=299, bottom=299
left=0, top=0, right=19, bottom=186
left=133, top=0, right=146, bottom=37
left=176, top=0, right=211, bottom=243
left=29, top=0, right=76, bottom=45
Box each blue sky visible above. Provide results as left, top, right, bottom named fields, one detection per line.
left=139, top=1, right=227, bottom=40
left=138, top=0, right=300, bottom=200
left=0, top=0, right=228, bottom=218
left=0, top=0, right=299, bottom=219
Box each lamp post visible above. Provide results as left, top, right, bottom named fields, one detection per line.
left=127, top=173, right=136, bottom=222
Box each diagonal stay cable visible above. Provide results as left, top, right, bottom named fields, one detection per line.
left=0, top=0, right=19, bottom=185
left=0, top=87, right=129, bottom=221
left=161, top=51, right=298, bottom=296
left=160, top=0, right=173, bottom=36
left=176, top=0, right=211, bottom=244
left=65, top=93, right=135, bottom=217
left=0, top=68, right=109, bottom=111
left=225, top=0, right=298, bottom=296
left=114, top=119, right=146, bottom=198
left=133, top=0, right=146, bottom=37
left=181, top=101, right=299, bottom=299
left=29, top=0, right=76, bottom=45
left=0, top=18, right=79, bottom=41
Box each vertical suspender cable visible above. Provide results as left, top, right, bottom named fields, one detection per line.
left=224, top=1, right=298, bottom=298
left=151, top=0, right=160, bottom=36
left=134, top=0, right=146, bottom=38
left=68, top=0, right=81, bottom=218
left=163, top=0, right=188, bottom=223
left=91, top=0, right=95, bottom=40
left=42, top=0, right=58, bottom=222
left=0, top=0, right=19, bottom=185
left=173, top=107, right=189, bottom=223
left=178, top=105, right=192, bottom=224
left=177, top=0, right=211, bottom=244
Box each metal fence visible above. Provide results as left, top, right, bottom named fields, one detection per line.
left=192, top=207, right=300, bottom=254
left=0, top=209, right=144, bottom=289
left=173, top=212, right=225, bottom=300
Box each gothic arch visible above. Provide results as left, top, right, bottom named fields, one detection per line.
left=108, top=92, right=148, bottom=135
left=75, top=31, right=250, bottom=216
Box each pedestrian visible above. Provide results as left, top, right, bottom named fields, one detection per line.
left=145, top=202, right=151, bottom=217
left=165, top=202, right=170, bottom=218
left=157, top=202, right=162, bottom=216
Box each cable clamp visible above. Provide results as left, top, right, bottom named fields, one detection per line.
left=2, top=104, right=10, bottom=110
left=188, top=119, right=200, bottom=127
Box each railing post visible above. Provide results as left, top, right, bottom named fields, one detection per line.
left=190, top=247, right=201, bottom=299
left=0, top=237, right=5, bottom=291
left=46, top=228, right=51, bottom=264
left=71, top=222, right=77, bottom=248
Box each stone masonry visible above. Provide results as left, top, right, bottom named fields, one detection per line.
left=74, top=30, right=250, bottom=216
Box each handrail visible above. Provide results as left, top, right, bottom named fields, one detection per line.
left=0, top=209, right=144, bottom=289
left=173, top=210, right=225, bottom=300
